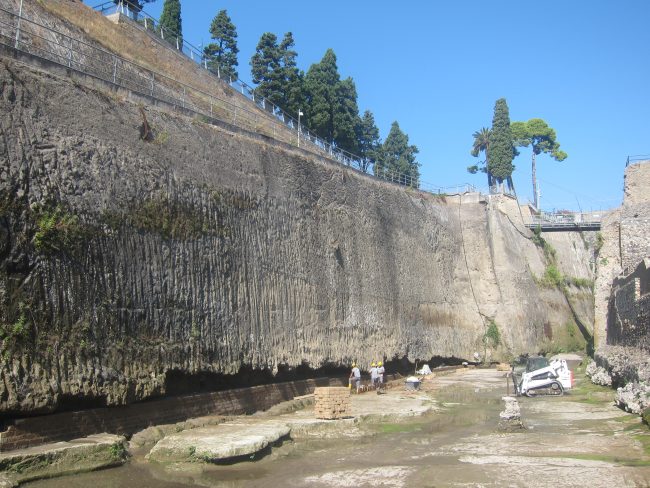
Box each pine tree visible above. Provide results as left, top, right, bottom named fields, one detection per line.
left=278, top=33, right=305, bottom=119
left=333, top=77, right=360, bottom=153
left=304, top=49, right=339, bottom=142
left=511, top=118, right=567, bottom=208
left=204, top=10, right=239, bottom=81
left=357, top=110, right=381, bottom=173
left=488, top=98, right=514, bottom=191
left=375, top=122, right=420, bottom=187
left=304, top=49, right=361, bottom=151
left=159, top=0, right=182, bottom=47
left=250, top=32, right=283, bottom=103
left=250, top=32, right=305, bottom=119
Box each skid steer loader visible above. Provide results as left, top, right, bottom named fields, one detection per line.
left=512, top=357, right=574, bottom=397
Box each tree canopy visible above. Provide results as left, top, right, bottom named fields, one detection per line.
left=487, top=98, right=514, bottom=189
left=357, top=110, right=381, bottom=173
left=333, top=77, right=361, bottom=153
left=158, top=0, right=182, bottom=46
left=204, top=10, right=239, bottom=81
left=468, top=127, right=493, bottom=186
left=303, top=49, right=361, bottom=152
left=511, top=118, right=567, bottom=208
left=250, top=32, right=305, bottom=118
left=375, top=121, right=420, bottom=187
left=304, top=49, right=340, bottom=143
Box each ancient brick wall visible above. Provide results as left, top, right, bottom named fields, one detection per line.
left=608, top=259, right=650, bottom=350
left=0, top=377, right=343, bottom=452
left=621, top=162, right=650, bottom=272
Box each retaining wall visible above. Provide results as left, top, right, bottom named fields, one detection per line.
left=0, top=377, right=344, bottom=452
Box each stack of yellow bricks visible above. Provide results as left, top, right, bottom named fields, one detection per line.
left=314, top=387, right=351, bottom=419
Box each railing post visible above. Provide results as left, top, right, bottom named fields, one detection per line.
left=68, top=48, right=72, bottom=68
left=176, top=37, right=179, bottom=50
left=112, top=56, right=118, bottom=83
left=144, top=17, right=147, bottom=30
left=181, top=87, right=185, bottom=108
left=160, top=27, right=164, bottom=39
left=15, top=0, right=24, bottom=49
left=150, top=73, right=154, bottom=96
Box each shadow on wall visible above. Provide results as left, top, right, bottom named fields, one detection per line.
left=163, top=361, right=349, bottom=397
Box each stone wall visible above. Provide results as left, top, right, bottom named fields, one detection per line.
left=620, top=161, right=650, bottom=272
left=0, top=377, right=344, bottom=452
left=608, top=259, right=650, bottom=350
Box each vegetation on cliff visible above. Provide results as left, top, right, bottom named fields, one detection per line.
left=158, top=0, right=182, bottom=46
left=204, top=10, right=239, bottom=80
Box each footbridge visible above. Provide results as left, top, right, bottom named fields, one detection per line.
left=525, top=211, right=602, bottom=232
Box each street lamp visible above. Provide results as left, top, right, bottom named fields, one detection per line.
left=298, top=109, right=303, bottom=148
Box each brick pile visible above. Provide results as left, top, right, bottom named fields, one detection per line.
left=314, top=387, right=351, bottom=420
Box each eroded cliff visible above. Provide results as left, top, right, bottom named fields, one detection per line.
left=0, top=1, right=598, bottom=416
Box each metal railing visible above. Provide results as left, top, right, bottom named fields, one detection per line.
left=1, top=2, right=483, bottom=197
left=91, top=2, right=377, bottom=171
left=525, top=211, right=602, bottom=231
left=626, top=155, right=650, bottom=167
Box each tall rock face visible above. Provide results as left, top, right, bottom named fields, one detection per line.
left=0, top=56, right=594, bottom=415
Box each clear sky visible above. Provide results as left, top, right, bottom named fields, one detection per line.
left=88, top=1, right=650, bottom=212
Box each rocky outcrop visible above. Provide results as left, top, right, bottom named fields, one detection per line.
left=585, top=360, right=612, bottom=386
left=0, top=2, right=596, bottom=416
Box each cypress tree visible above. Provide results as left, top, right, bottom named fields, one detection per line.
left=304, top=49, right=339, bottom=142
left=488, top=98, right=514, bottom=188
left=358, top=110, right=381, bottom=173
left=278, top=33, right=305, bottom=119
left=250, top=32, right=305, bottom=119
left=333, top=77, right=360, bottom=153
left=375, top=121, right=420, bottom=187
left=159, top=0, right=182, bottom=46
left=204, top=10, right=239, bottom=81
left=251, top=33, right=283, bottom=103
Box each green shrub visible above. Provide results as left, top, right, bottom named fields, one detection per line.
left=33, top=206, right=86, bottom=254
left=542, top=265, right=564, bottom=288
left=484, top=320, right=501, bottom=348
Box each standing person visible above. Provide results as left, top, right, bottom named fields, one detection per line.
left=377, top=361, right=385, bottom=393
left=349, top=362, right=361, bottom=394
left=370, top=362, right=378, bottom=389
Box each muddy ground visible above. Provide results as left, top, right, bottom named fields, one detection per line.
left=25, top=367, right=650, bottom=487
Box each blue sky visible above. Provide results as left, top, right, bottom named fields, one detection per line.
left=88, top=1, right=649, bottom=211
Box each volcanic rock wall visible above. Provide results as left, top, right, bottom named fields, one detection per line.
left=0, top=2, right=596, bottom=417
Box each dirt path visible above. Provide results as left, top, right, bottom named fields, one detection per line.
left=26, top=368, right=650, bottom=487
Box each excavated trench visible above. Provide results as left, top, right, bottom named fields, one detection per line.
left=23, top=368, right=650, bottom=488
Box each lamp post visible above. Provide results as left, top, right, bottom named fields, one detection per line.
left=298, top=109, right=303, bottom=148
